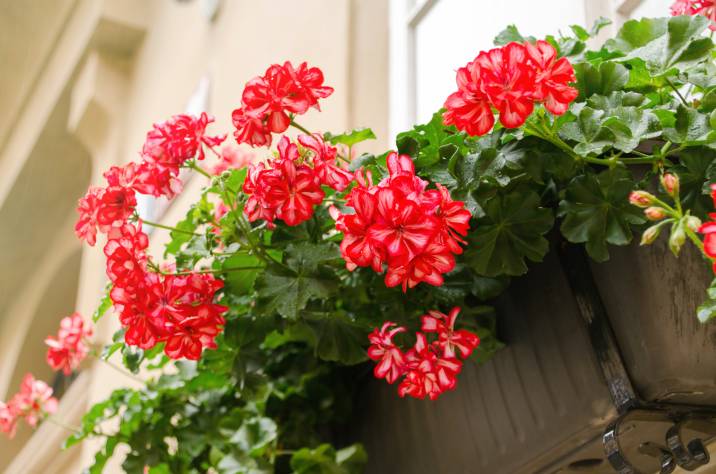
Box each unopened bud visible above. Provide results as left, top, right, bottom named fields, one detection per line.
left=661, top=173, right=679, bottom=197
left=644, top=207, right=666, bottom=221
left=669, top=223, right=686, bottom=256
left=685, top=215, right=702, bottom=232
left=640, top=225, right=662, bottom=245
left=629, top=190, right=656, bottom=208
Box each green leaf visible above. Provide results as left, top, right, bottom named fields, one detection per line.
left=606, top=16, right=714, bottom=77
left=396, top=111, right=465, bottom=168
left=324, top=128, right=376, bottom=147
left=306, top=314, right=368, bottom=365
left=698, top=278, right=716, bottom=322
left=92, top=286, right=113, bottom=323
left=573, top=62, right=629, bottom=100
left=165, top=208, right=198, bottom=257
left=291, top=443, right=366, bottom=474
left=255, top=262, right=337, bottom=320
left=671, top=147, right=716, bottom=218
left=493, top=25, right=527, bottom=46
left=559, top=105, right=616, bottom=156
left=230, top=416, right=277, bottom=458
left=222, top=254, right=263, bottom=295
left=87, top=437, right=120, bottom=474
left=590, top=17, right=612, bottom=37
left=558, top=168, right=646, bottom=261
left=465, top=188, right=554, bottom=276
left=664, top=105, right=716, bottom=145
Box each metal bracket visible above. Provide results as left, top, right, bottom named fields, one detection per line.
left=557, top=241, right=716, bottom=473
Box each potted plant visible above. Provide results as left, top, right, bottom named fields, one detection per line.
left=2, top=4, right=716, bottom=474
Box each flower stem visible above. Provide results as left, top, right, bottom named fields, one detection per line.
left=141, top=219, right=200, bottom=236
left=188, top=161, right=213, bottom=179
left=289, top=120, right=313, bottom=135
left=665, top=77, right=688, bottom=107
left=98, top=358, right=145, bottom=384
left=163, top=265, right=264, bottom=276
left=46, top=416, right=80, bottom=434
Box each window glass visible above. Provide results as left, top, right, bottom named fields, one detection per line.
left=630, top=0, right=673, bottom=19
left=414, top=0, right=587, bottom=122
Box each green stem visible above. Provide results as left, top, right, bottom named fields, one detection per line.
left=46, top=416, right=81, bottom=434
left=163, top=265, right=264, bottom=276
left=98, top=358, right=145, bottom=384
left=289, top=120, right=313, bottom=135
left=665, top=77, right=688, bottom=106
left=141, top=219, right=200, bottom=236
left=685, top=226, right=706, bottom=254
left=188, top=161, right=213, bottom=179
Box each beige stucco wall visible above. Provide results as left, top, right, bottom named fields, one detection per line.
left=0, top=0, right=388, bottom=472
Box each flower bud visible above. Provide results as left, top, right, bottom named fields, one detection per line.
left=644, top=206, right=666, bottom=221
left=640, top=225, right=662, bottom=245
left=629, top=190, right=656, bottom=208
left=669, top=223, right=686, bottom=256
left=685, top=215, right=702, bottom=232
left=661, top=173, right=679, bottom=197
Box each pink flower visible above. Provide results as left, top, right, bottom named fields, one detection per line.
left=211, top=145, right=253, bottom=175
left=45, top=313, right=93, bottom=375
left=0, top=401, right=18, bottom=438
left=671, top=0, right=716, bottom=30
left=12, top=374, right=58, bottom=428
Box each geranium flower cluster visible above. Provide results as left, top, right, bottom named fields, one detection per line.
left=443, top=40, right=578, bottom=136
left=232, top=62, right=333, bottom=147
left=45, top=312, right=93, bottom=375
left=0, top=374, right=58, bottom=438
left=367, top=308, right=480, bottom=400
left=332, top=152, right=471, bottom=291
left=75, top=112, right=226, bottom=246
left=242, top=134, right=353, bottom=227
left=104, top=223, right=228, bottom=360
left=671, top=0, right=716, bottom=30
left=74, top=114, right=229, bottom=360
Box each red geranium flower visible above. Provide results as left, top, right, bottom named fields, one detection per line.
left=242, top=136, right=325, bottom=226
left=442, top=40, right=578, bottom=136
left=298, top=133, right=354, bottom=191
left=143, top=112, right=226, bottom=163
left=45, top=312, right=93, bottom=375
left=384, top=240, right=455, bottom=291
left=699, top=217, right=716, bottom=272
left=367, top=322, right=407, bottom=384
left=524, top=40, right=578, bottom=115
left=232, top=107, right=273, bottom=148
left=233, top=62, right=333, bottom=147
left=74, top=187, right=103, bottom=246
left=368, top=188, right=440, bottom=259
left=476, top=42, right=536, bottom=129
left=421, top=307, right=480, bottom=359
left=285, top=61, right=335, bottom=110
left=443, top=62, right=495, bottom=136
